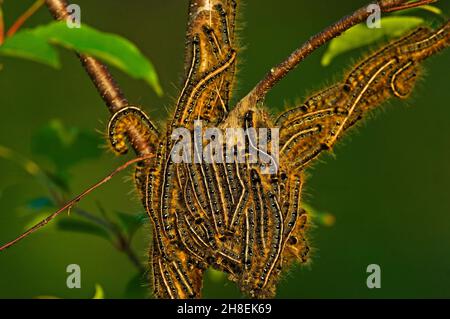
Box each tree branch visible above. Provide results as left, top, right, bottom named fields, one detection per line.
left=236, top=0, right=437, bottom=109
left=0, top=154, right=154, bottom=252
left=45, top=0, right=154, bottom=156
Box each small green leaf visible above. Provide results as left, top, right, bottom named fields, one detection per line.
left=92, top=284, right=105, bottom=299
left=0, top=30, right=60, bottom=68
left=56, top=218, right=111, bottom=241
left=33, top=22, right=163, bottom=96
left=31, top=120, right=102, bottom=171
left=0, top=21, right=162, bottom=95
left=124, top=273, right=148, bottom=299
left=321, top=16, right=425, bottom=67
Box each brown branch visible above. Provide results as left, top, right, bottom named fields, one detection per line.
left=45, top=0, right=154, bottom=156
left=0, top=154, right=154, bottom=252
left=6, top=0, right=45, bottom=38
left=237, top=0, right=437, bottom=108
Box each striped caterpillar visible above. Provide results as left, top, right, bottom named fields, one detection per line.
left=105, top=1, right=449, bottom=299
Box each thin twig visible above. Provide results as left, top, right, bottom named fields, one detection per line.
left=6, top=0, right=45, bottom=38
left=0, top=154, right=153, bottom=252
left=236, top=0, right=436, bottom=108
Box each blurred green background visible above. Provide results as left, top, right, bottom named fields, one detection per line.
left=1, top=0, right=450, bottom=299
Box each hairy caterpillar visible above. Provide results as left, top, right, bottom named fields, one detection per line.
left=3, top=0, right=448, bottom=301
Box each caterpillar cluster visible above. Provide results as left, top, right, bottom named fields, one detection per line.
left=105, top=4, right=449, bottom=299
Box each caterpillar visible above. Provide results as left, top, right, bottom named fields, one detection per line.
left=104, top=2, right=449, bottom=299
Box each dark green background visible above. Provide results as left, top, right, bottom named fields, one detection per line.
left=1, top=0, right=449, bottom=298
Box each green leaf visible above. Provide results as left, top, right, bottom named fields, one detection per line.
left=0, top=21, right=162, bottom=95
left=31, top=120, right=102, bottom=171
left=56, top=218, right=111, bottom=241
left=0, top=30, right=60, bottom=68
left=124, top=273, right=148, bottom=299
left=34, top=21, right=163, bottom=96
left=321, top=16, right=425, bottom=67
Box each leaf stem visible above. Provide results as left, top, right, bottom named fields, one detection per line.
left=6, top=0, right=45, bottom=38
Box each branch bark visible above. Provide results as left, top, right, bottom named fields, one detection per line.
left=45, top=0, right=154, bottom=156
